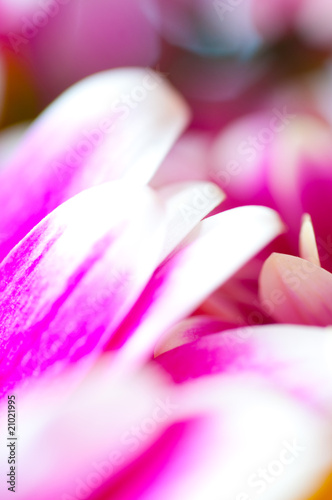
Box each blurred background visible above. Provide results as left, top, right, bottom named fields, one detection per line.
left=1, top=0, right=332, bottom=128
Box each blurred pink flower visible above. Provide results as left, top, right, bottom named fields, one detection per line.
left=0, top=0, right=161, bottom=101
left=2, top=318, right=332, bottom=499
left=1, top=3, right=332, bottom=500
left=0, top=65, right=284, bottom=398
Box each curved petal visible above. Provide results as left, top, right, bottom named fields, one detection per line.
left=155, top=323, right=332, bottom=412
left=0, top=181, right=167, bottom=396
left=2, top=348, right=332, bottom=500
left=259, top=253, right=332, bottom=325
left=0, top=68, right=190, bottom=262
left=0, top=358, right=185, bottom=500
left=108, top=206, right=284, bottom=372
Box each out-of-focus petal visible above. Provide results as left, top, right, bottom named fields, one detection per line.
left=252, top=0, right=303, bottom=41
left=297, top=0, right=332, bottom=48
left=90, top=378, right=332, bottom=500
left=0, top=68, right=190, bottom=262
left=155, top=323, right=332, bottom=411
left=209, top=111, right=277, bottom=206
left=0, top=358, right=183, bottom=500
left=299, top=213, right=320, bottom=266
left=3, top=348, right=332, bottom=500
left=259, top=253, right=332, bottom=325
left=109, top=206, right=284, bottom=371
left=0, top=0, right=161, bottom=99
left=142, top=0, right=261, bottom=57
left=0, top=181, right=167, bottom=396
left=267, top=115, right=332, bottom=272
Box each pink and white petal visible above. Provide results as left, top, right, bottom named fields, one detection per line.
left=157, top=181, right=225, bottom=261
left=172, top=377, right=332, bottom=500
left=84, top=377, right=332, bottom=500
left=109, top=206, right=284, bottom=371
left=5, top=352, right=332, bottom=500
left=0, top=68, right=190, bottom=262
left=259, top=253, right=332, bottom=325
left=0, top=357, right=184, bottom=500
left=0, top=181, right=168, bottom=396
left=299, top=213, right=320, bottom=266
left=155, top=323, right=332, bottom=413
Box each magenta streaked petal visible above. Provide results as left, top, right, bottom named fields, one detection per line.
left=3, top=349, right=331, bottom=500
left=155, top=323, right=332, bottom=410
left=0, top=68, right=190, bottom=262
left=259, top=253, right=332, bottom=325
left=108, top=206, right=284, bottom=371
left=94, top=378, right=332, bottom=500
left=0, top=359, right=188, bottom=500
left=0, top=181, right=167, bottom=395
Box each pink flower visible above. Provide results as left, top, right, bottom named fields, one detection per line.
left=1, top=4, right=332, bottom=500
left=0, top=63, right=292, bottom=499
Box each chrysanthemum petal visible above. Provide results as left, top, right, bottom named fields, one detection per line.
left=155, top=323, right=332, bottom=412
left=3, top=358, right=331, bottom=500
left=0, top=181, right=167, bottom=395
left=110, top=206, right=284, bottom=371
left=259, top=253, right=332, bottom=325
left=0, top=68, right=190, bottom=262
